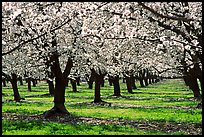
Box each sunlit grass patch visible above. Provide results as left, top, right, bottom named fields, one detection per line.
left=2, top=119, right=185, bottom=135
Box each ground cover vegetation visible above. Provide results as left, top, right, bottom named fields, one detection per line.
left=2, top=79, right=202, bottom=135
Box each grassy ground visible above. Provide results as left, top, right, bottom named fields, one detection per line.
left=2, top=79, right=202, bottom=135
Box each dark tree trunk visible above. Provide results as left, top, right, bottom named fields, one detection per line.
left=94, top=78, right=103, bottom=103
left=10, top=73, right=22, bottom=102
left=88, top=81, right=93, bottom=89
left=76, top=77, right=80, bottom=86
left=108, top=76, right=113, bottom=86
left=122, top=78, right=126, bottom=83
left=88, top=72, right=94, bottom=89
left=2, top=78, right=6, bottom=87
left=189, top=76, right=201, bottom=98
left=19, top=77, right=23, bottom=85
left=47, top=79, right=54, bottom=96
left=112, top=76, right=121, bottom=96
left=149, top=78, right=152, bottom=84
left=126, top=77, right=133, bottom=93
left=144, top=78, right=148, bottom=86
left=71, top=79, right=78, bottom=92
left=139, top=79, right=145, bottom=87
left=43, top=46, right=73, bottom=118
left=32, top=78, right=36, bottom=87
left=27, top=78, right=31, bottom=91
left=65, top=78, right=69, bottom=87
left=101, top=79, right=105, bottom=87
left=132, top=76, right=137, bottom=89
left=91, top=69, right=105, bottom=103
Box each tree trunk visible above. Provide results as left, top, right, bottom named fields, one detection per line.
left=47, top=79, right=54, bottom=96
left=144, top=78, right=148, bottom=86
left=43, top=41, right=72, bottom=118
left=2, top=78, right=6, bottom=87
left=88, top=72, right=94, bottom=89
left=92, top=69, right=105, bottom=103
left=108, top=76, right=113, bottom=86
left=126, top=77, right=133, bottom=93
left=101, top=79, right=105, bottom=87
left=65, top=78, right=69, bottom=87
left=94, top=78, right=103, bottom=103
left=76, top=77, right=80, bottom=86
left=10, top=73, right=22, bottom=102
left=131, top=76, right=137, bottom=89
left=149, top=78, right=152, bottom=84
left=122, top=78, right=126, bottom=83
left=139, top=78, right=145, bottom=87
left=71, top=79, right=78, bottom=92
left=32, top=78, right=36, bottom=87
left=27, top=78, right=31, bottom=91
left=112, top=76, right=121, bottom=96
left=19, top=77, right=23, bottom=85
left=88, top=81, right=93, bottom=89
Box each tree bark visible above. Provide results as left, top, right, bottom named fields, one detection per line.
left=126, top=76, right=133, bottom=93
left=132, top=76, right=137, bottom=89
left=108, top=76, right=113, bottom=86
left=32, top=78, right=36, bottom=87
left=10, top=73, right=22, bottom=102
left=27, top=78, right=31, bottom=91
left=139, top=79, right=145, bottom=87
left=101, top=79, right=105, bottom=87
left=18, top=77, right=23, bottom=85
left=76, top=77, right=80, bottom=86
left=43, top=48, right=73, bottom=118
left=71, top=79, right=78, bottom=92
left=2, top=78, right=6, bottom=87
left=47, top=79, right=54, bottom=96
left=88, top=72, right=94, bottom=89
left=92, top=69, right=106, bottom=103
left=112, top=75, right=121, bottom=96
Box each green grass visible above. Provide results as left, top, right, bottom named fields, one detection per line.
left=2, top=120, right=185, bottom=135
left=2, top=78, right=202, bottom=135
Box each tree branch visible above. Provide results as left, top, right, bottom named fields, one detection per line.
left=2, top=18, right=72, bottom=56
left=138, top=2, right=195, bottom=22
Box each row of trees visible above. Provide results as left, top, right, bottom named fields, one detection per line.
left=2, top=2, right=202, bottom=117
